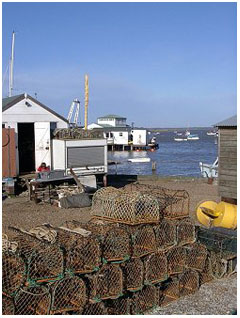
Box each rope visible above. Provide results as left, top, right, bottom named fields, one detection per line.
left=28, top=226, right=57, bottom=244
left=2, top=234, right=18, bottom=253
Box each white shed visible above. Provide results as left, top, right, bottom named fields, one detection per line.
left=2, top=93, right=68, bottom=175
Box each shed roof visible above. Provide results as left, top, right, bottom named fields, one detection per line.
left=98, top=114, right=126, bottom=119
left=214, top=115, right=237, bottom=127
left=2, top=93, right=68, bottom=123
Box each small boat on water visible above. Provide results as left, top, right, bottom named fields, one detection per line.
left=187, top=134, right=199, bottom=141
left=128, top=158, right=151, bottom=163
left=199, top=158, right=218, bottom=178
left=174, top=137, right=188, bottom=141
left=174, top=130, right=199, bottom=141
left=207, top=130, right=218, bottom=136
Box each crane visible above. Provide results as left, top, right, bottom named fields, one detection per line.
left=67, top=99, right=80, bottom=126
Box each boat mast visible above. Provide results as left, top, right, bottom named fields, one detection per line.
left=84, top=74, right=89, bottom=130
left=9, top=31, right=15, bottom=97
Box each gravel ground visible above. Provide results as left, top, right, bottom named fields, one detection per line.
left=2, top=177, right=219, bottom=237
left=149, top=274, right=237, bottom=315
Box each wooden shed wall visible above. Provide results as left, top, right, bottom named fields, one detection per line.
left=218, top=127, right=237, bottom=200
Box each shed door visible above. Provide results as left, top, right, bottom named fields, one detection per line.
left=34, top=122, right=51, bottom=170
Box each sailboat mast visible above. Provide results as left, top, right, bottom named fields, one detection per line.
left=9, top=31, right=15, bottom=97
left=84, top=74, right=89, bottom=130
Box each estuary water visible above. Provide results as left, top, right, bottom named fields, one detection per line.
left=107, top=130, right=218, bottom=177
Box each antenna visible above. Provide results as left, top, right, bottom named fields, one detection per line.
left=9, top=31, right=15, bottom=97
left=84, top=74, right=89, bottom=130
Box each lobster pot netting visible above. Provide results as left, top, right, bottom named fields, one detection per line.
left=81, top=302, right=108, bottom=315
left=121, top=258, right=144, bottom=292
left=10, top=231, right=64, bottom=284
left=210, top=251, right=230, bottom=279
left=2, top=251, right=26, bottom=296
left=50, top=276, right=87, bottom=314
left=179, top=270, right=199, bottom=297
left=185, top=243, right=208, bottom=272
left=199, top=253, right=214, bottom=285
left=14, top=286, right=51, bottom=315
left=123, top=183, right=190, bottom=219
left=106, top=297, right=132, bottom=315
left=53, top=226, right=101, bottom=274
left=144, top=251, right=168, bottom=285
left=2, top=295, right=15, bottom=315
left=154, top=219, right=177, bottom=251
left=92, top=188, right=160, bottom=225
left=132, top=285, right=159, bottom=314
left=167, top=246, right=186, bottom=275
left=177, top=218, right=196, bottom=246
left=87, top=264, right=123, bottom=301
left=121, top=224, right=157, bottom=258
left=62, top=220, right=131, bottom=263
left=159, top=277, right=180, bottom=306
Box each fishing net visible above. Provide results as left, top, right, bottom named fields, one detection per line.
left=87, top=263, right=123, bottom=301
left=2, top=251, right=26, bottom=296
left=179, top=270, right=199, bottom=297
left=159, top=277, right=180, bottom=306
left=123, top=183, right=190, bottom=219
left=62, top=220, right=131, bottom=263
left=199, top=253, right=214, bottom=285
left=177, top=218, right=196, bottom=246
left=144, top=251, right=168, bottom=285
left=53, top=127, right=104, bottom=140
left=185, top=243, right=208, bottom=272
left=167, top=246, right=186, bottom=275
left=106, top=297, right=132, bottom=315
left=50, top=276, right=87, bottom=314
left=2, top=295, right=15, bottom=315
left=131, top=285, right=159, bottom=314
left=48, top=225, right=101, bottom=274
left=121, top=258, right=144, bottom=292
left=121, top=224, right=157, bottom=258
left=210, top=251, right=229, bottom=279
left=14, top=286, right=51, bottom=315
left=81, top=302, right=108, bottom=315
left=91, top=187, right=160, bottom=225
left=153, top=219, right=177, bottom=251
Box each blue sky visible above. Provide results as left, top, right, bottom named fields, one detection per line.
left=2, top=2, right=236, bottom=127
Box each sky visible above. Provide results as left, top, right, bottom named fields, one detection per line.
left=2, top=2, right=237, bottom=128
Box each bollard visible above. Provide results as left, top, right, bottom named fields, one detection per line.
left=152, top=161, right=156, bottom=172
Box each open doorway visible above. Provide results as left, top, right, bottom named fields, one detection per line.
left=18, top=123, right=35, bottom=174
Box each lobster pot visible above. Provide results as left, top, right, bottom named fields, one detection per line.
left=199, top=254, right=214, bottom=285
left=177, top=218, right=196, bottom=246
left=91, top=187, right=120, bottom=219
left=123, top=183, right=190, bottom=219
left=11, top=232, right=64, bottom=284
left=14, top=286, right=51, bottom=315
left=132, top=285, right=159, bottom=314
left=54, top=227, right=101, bottom=274
left=54, top=127, right=104, bottom=139
left=2, top=251, right=26, bottom=296
left=154, top=219, right=177, bottom=251
left=106, top=297, right=132, bottom=315
left=159, top=277, right=180, bottom=306
left=122, top=225, right=156, bottom=258
left=210, top=251, right=229, bottom=279
left=167, top=246, right=186, bottom=275
left=2, top=295, right=15, bottom=315
left=91, top=188, right=160, bottom=225
left=144, top=251, right=168, bottom=285
left=87, top=264, right=123, bottom=301
left=121, top=258, right=144, bottom=292
left=179, top=270, right=199, bottom=297
left=63, top=221, right=131, bottom=263
left=82, top=302, right=108, bottom=315
left=185, top=243, right=208, bottom=272
left=50, top=276, right=87, bottom=314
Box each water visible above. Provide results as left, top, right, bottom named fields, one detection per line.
left=108, top=129, right=218, bottom=177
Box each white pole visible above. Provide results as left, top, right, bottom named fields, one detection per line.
left=9, top=31, right=15, bottom=97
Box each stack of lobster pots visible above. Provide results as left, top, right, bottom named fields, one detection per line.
left=2, top=184, right=230, bottom=315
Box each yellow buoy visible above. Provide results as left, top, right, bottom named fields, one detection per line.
left=196, top=201, right=218, bottom=227
left=212, top=202, right=237, bottom=230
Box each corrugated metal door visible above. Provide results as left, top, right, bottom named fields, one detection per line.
left=67, top=146, right=104, bottom=168
left=34, top=122, right=51, bottom=169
